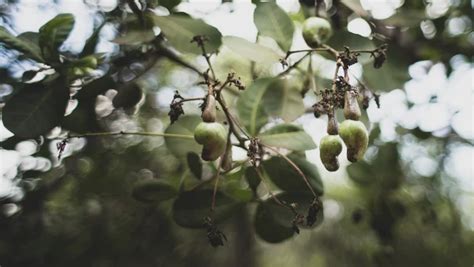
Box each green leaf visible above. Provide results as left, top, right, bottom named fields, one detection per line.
left=262, top=155, right=323, bottom=194
left=39, top=13, right=75, bottom=62
left=3, top=79, right=69, bottom=138
left=222, top=36, right=282, bottom=63
left=346, top=161, right=375, bottom=185
left=132, top=179, right=178, bottom=203
left=244, top=167, right=261, bottom=191
left=81, top=20, right=106, bottom=56
left=152, top=14, right=222, bottom=54
left=262, top=77, right=305, bottom=122
left=254, top=2, right=294, bottom=52
left=172, top=190, right=241, bottom=228
left=159, top=0, right=182, bottom=10
left=259, top=124, right=316, bottom=151
left=255, top=192, right=323, bottom=243
left=61, top=99, right=99, bottom=134
left=255, top=200, right=294, bottom=243
left=112, top=83, right=143, bottom=109
left=223, top=169, right=253, bottom=202
left=112, top=15, right=155, bottom=45
left=164, top=115, right=201, bottom=158
left=236, top=78, right=273, bottom=135
left=0, top=26, right=44, bottom=62
left=363, top=48, right=410, bottom=91
left=186, top=152, right=202, bottom=179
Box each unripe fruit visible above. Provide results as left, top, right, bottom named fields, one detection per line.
left=339, top=120, right=368, bottom=162
left=194, top=122, right=227, bottom=161
left=327, top=111, right=338, bottom=135
left=302, top=17, right=333, bottom=48
left=320, top=135, right=342, bottom=172
left=344, top=91, right=361, bottom=120
left=201, top=94, right=217, bottom=122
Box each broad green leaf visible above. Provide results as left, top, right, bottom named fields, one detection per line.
left=112, top=15, right=155, bottom=45
left=0, top=26, right=44, bottom=62
left=325, top=31, right=375, bottom=63
left=255, top=192, right=323, bottom=243
left=263, top=77, right=305, bottom=122
left=81, top=20, right=106, bottom=56
left=363, top=48, right=410, bottom=91
left=164, top=115, right=201, bottom=158
left=172, top=190, right=241, bottom=228
left=346, top=161, right=375, bottom=185
left=383, top=10, right=426, bottom=27
left=132, top=179, right=178, bottom=203
left=152, top=14, right=222, bottom=54
left=3, top=79, right=69, bottom=138
left=223, top=169, right=253, bottom=202
left=39, top=13, right=75, bottom=62
left=237, top=78, right=274, bottom=135
left=244, top=167, right=261, bottom=191
left=186, top=152, right=202, bottom=180
left=255, top=200, right=294, bottom=243
left=254, top=2, right=294, bottom=52
left=159, top=0, right=182, bottom=10
left=259, top=124, right=316, bottom=151
left=262, top=155, right=323, bottom=194
left=61, top=99, right=100, bottom=134
left=112, top=83, right=143, bottom=108
left=222, top=36, right=281, bottom=63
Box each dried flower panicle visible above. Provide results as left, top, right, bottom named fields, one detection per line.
left=306, top=197, right=323, bottom=227
left=168, top=91, right=185, bottom=124
left=204, top=216, right=227, bottom=247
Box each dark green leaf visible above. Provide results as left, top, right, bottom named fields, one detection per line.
left=244, top=167, right=261, bottom=191
left=255, top=200, right=295, bottom=243
left=223, top=169, right=253, bottom=202
left=259, top=124, right=316, bottom=151
left=254, top=2, right=294, bottom=52
left=113, top=14, right=155, bottom=45
left=132, top=179, right=178, bottom=203
left=172, top=190, right=241, bottom=228
left=152, top=14, right=222, bottom=54
left=61, top=99, right=100, bottom=134
left=263, top=77, right=305, bottom=122
left=262, top=155, right=323, bottom=194
left=3, top=79, right=69, bottom=138
left=81, top=20, right=106, bottom=56
left=236, top=78, right=273, bottom=135
left=39, top=13, right=75, bottom=62
left=346, top=161, right=375, bottom=185
left=363, top=48, right=410, bottom=91
left=255, top=192, right=323, bottom=243
left=112, top=83, right=143, bottom=109
left=186, top=152, right=202, bottom=179
left=159, top=0, right=182, bottom=10
left=164, top=115, right=201, bottom=158
left=222, top=36, right=281, bottom=63
left=0, top=26, right=44, bottom=62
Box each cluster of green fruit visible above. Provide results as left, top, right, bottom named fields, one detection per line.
left=319, top=92, right=368, bottom=172
left=301, top=17, right=369, bottom=172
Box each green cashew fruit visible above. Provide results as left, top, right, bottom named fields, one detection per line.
left=344, top=90, right=361, bottom=120
left=201, top=94, right=217, bottom=123
left=302, top=17, right=333, bottom=48
left=339, top=120, right=369, bottom=162
left=320, top=135, right=343, bottom=172
left=194, top=122, right=227, bottom=161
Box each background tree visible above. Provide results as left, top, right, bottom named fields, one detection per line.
left=0, top=0, right=472, bottom=266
